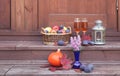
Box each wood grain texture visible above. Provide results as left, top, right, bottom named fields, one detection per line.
left=106, top=0, right=117, bottom=32
left=8, top=0, right=120, bottom=32
left=11, top=0, right=38, bottom=32
left=48, top=0, right=117, bottom=31
left=25, top=0, right=33, bottom=31
left=32, top=0, right=38, bottom=31
left=118, top=0, right=120, bottom=32
left=11, top=0, right=16, bottom=31
left=38, top=0, right=49, bottom=29
left=0, top=0, right=10, bottom=29
left=0, top=0, right=119, bottom=41
left=24, top=0, right=38, bottom=31
left=0, top=41, right=120, bottom=60
left=15, top=0, right=25, bottom=32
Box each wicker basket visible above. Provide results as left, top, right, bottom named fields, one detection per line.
left=41, top=27, right=72, bottom=45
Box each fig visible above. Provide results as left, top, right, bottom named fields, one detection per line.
left=80, top=64, right=86, bottom=71
left=57, top=40, right=65, bottom=46
left=59, top=25, right=64, bottom=30
left=65, top=29, right=70, bottom=33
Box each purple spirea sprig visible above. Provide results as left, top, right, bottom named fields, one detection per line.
left=70, top=35, right=81, bottom=51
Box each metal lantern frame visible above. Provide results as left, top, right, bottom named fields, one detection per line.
left=92, top=20, right=106, bottom=45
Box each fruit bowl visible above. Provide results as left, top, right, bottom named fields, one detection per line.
left=41, top=26, right=72, bottom=45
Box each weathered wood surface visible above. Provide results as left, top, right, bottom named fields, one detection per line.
left=0, top=41, right=119, bottom=60
left=11, top=0, right=38, bottom=32
left=118, top=0, right=120, bottom=32
left=42, top=0, right=117, bottom=31
left=1, top=0, right=119, bottom=34
left=0, top=0, right=10, bottom=29
left=0, top=0, right=119, bottom=41
left=0, top=41, right=120, bottom=51
left=0, top=60, right=120, bottom=76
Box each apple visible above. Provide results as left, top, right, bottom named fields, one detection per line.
left=44, top=27, right=52, bottom=33
left=63, top=26, right=67, bottom=31
left=52, top=25, right=59, bottom=31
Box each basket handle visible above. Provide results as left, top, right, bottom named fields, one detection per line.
left=67, top=26, right=72, bottom=34
left=41, top=27, right=45, bottom=34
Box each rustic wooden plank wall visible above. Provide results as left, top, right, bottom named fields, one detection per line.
left=0, top=0, right=10, bottom=29
left=118, top=0, right=120, bottom=32
left=38, top=0, right=49, bottom=28
left=39, top=0, right=117, bottom=32
left=0, top=0, right=119, bottom=41
left=11, top=0, right=38, bottom=32
left=106, top=0, right=117, bottom=32
left=11, top=0, right=117, bottom=32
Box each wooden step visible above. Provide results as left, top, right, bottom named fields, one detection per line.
left=0, top=60, right=120, bottom=76
left=0, top=41, right=120, bottom=61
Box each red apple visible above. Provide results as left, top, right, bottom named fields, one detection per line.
left=52, top=25, right=59, bottom=31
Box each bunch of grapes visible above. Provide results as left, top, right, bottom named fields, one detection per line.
left=70, top=35, right=81, bottom=51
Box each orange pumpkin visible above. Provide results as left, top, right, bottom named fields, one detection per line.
left=48, top=49, right=63, bottom=66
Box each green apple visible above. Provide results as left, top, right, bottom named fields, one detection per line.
left=63, top=26, right=67, bottom=31
left=45, top=27, right=52, bottom=33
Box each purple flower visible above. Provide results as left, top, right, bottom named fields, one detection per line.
left=70, top=35, right=81, bottom=51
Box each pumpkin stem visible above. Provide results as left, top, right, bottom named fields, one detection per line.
left=57, top=49, right=61, bottom=53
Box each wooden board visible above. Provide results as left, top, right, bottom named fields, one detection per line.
left=118, top=0, right=120, bottom=32
left=38, top=0, right=117, bottom=32
left=11, top=0, right=38, bottom=32
left=0, top=0, right=10, bottom=29
left=0, top=0, right=119, bottom=41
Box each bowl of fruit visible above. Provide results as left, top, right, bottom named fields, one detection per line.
left=41, top=25, right=72, bottom=45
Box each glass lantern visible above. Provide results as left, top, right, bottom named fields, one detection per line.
left=92, top=20, right=106, bottom=45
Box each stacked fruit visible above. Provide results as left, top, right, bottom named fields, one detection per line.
left=42, top=25, right=71, bottom=34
